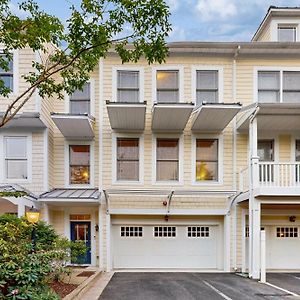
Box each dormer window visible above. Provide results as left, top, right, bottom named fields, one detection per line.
left=278, top=25, right=297, bottom=42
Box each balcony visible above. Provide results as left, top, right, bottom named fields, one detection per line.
left=106, top=101, right=146, bottom=132
left=239, top=162, right=300, bottom=196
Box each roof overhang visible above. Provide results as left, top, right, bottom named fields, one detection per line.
left=51, top=113, right=95, bottom=140
left=237, top=103, right=300, bottom=132
left=191, top=103, right=242, bottom=132
left=151, top=103, right=194, bottom=132
left=0, top=112, right=46, bottom=130
left=106, top=101, right=146, bottom=132
left=39, top=188, right=100, bottom=205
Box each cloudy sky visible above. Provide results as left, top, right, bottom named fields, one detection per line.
left=31, top=0, right=300, bottom=42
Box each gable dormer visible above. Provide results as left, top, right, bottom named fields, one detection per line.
left=252, top=6, right=300, bottom=42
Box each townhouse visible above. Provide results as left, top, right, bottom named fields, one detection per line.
left=1, top=6, right=300, bottom=279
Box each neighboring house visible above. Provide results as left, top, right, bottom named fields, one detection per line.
left=1, top=6, right=300, bottom=279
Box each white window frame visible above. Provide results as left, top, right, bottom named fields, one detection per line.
left=112, top=66, right=144, bottom=103
left=191, top=133, right=223, bottom=185
left=120, top=226, right=144, bottom=238
left=291, top=134, right=300, bottom=163
left=270, top=18, right=300, bottom=41
left=153, top=226, right=177, bottom=238
left=64, top=140, right=95, bottom=188
left=0, top=132, right=32, bottom=183
left=256, top=134, right=279, bottom=163
left=64, top=79, right=95, bottom=116
left=112, top=132, right=144, bottom=185
left=152, top=66, right=184, bottom=105
left=0, top=50, right=19, bottom=96
left=191, top=65, right=224, bottom=105
left=152, top=133, right=184, bottom=185
left=254, top=66, right=300, bottom=103
left=187, top=226, right=210, bottom=238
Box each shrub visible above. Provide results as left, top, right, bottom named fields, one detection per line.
left=0, top=214, right=86, bottom=299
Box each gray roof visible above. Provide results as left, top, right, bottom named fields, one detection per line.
left=0, top=112, right=46, bottom=130
left=39, top=188, right=100, bottom=200
left=0, top=184, right=38, bottom=200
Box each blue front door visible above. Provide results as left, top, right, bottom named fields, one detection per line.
left=70, top=221, right=91, bottom=264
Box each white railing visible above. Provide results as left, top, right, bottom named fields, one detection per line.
left=259, top=162, right=300, bottom=187
left=239, top=162, right=300, bottom=191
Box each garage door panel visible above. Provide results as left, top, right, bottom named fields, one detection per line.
left=113, top=224, right=220, bottom=269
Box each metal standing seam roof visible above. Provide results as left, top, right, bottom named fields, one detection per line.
left=0, top=184, right=38, bottom=200
left=39, top=188, right=100, bottom=200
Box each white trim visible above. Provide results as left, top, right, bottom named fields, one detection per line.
left=64, top=79, right=95, bottom=116
left=112, top=66, right=144, bottom=103
left=151, top=65, right=184, bottom=105
left=291, top=134, right=300, bottom=162
left=34, top=51, right=41, bottom=112
left=151, top=133, right=184, bottom=186
left=253, top=66, right=300, bottom=103
left=191, top=133, right=224, bottom=185
left=0, top=132, right=32, bottom=183
left=99, top=58, right=104, bottom=190
left=64, top=140, right=95, bottom=188
left=106, top=213, right=112, bottom=271
left=191, top=65, right=224, bottom=105
left=270, top=18, right=300, bottom=41
left=43, top=128, right=49, bottom=192
left=111, top=132, right=144, bottom=185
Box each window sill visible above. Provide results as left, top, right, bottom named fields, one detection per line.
left=112, top=180, right=144, bottom=186
left=192, top=180, right=223, bottom=186
left=3, top=178, right=31, bottom=184
left=152, top=181, right=184, bottom=186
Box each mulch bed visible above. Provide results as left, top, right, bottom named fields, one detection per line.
left=77, top=271, right=95, bottom=277
left=50, top=281, right=78, bottom=298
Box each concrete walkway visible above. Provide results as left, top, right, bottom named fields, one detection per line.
left=73, top=272, right=114, bottom=300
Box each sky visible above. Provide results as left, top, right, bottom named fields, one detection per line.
left=16, top=0, right=300, bottom=42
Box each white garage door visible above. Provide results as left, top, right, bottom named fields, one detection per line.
left=267, top=226, right=300, bottom=269
left=112, top=225, right=220, bottom=269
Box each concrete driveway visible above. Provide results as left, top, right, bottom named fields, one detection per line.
left=99, top=272, right=296, bottom=300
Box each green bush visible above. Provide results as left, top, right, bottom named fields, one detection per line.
left=0, top=214, right=86, bottom=299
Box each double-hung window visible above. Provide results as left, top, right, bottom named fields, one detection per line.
left=195, top=139, right=218, bottom=181
left=156, top=70, right=179, bottom=103
left=0, top=53, right=13, bottom=91
left=278, top=26, right=297, bottom=42
left=70, top=83, right=91, bottom=114
left=196, top=70, right=218, bottom=106
left=258, top=70, right=300, bottom=103
left=4, top=137, right=27, bottom=179
left=117, top=70, right=139, bottom=102
left=69, top=145, right=90, bottom=185
left=117, top=138, right=139, bottom=181
left=156, top=138, right=179, bottom=181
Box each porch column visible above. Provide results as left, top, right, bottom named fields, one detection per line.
left=98, top=204, right=103, bottom=271
left=224, top=213, right=231, bottom=272
left=249, top=115, right=261, bottom=279
left=106, top=213, right=112, bottom=272
left=42, top=204, right=50, bottom=223
left=17, top=203, right=26, bottom=217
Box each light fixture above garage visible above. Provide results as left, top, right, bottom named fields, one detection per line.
left=289, top=216, right=296, bottom=222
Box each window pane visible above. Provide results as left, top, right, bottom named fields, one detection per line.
left=70, top=145, right=90, bottom=165
left=117, top=138, right=139, bottom=160
left=157, top=90, right=179, bottom=103
left=70, top=166, right=90, bottom=184
left=283, top=72, right=300, bottom=90
left=117, top=161, right=139, bottom=181
left=196, top=140, right=218, bottom=161
left=70, top=101, right=90, bottom=114
left=117, top=71, right=139, bottom=88
left=157, top=161, right=178, bottom=181
left=70, top=83, right=90, bottom=100
left=0, top=75, right=13, bottom=89
left=117, top=90, right=139, bottom=103
left=6, top=160, right=27, bottom=179
left=278, top=27, right=296, bottom=42
left=196, top=70, right=218, bottom=89
left=283, top=92, right=300, bottom=103
left=258, top=71, right=280, bottom=90
left=258, top=91, right=280, bottom=103
left=157, top=139, right=178, bottom=160
left=5, top=137, right=26, bottom=158
left=157, top=70, right=178, bottom=89
left=296, top=140, right=300, bottom=162
left=196, top=161, right=218, bottom=181
left=196, top=91, right=218, bottom=105
left=0, top=54, right=13, bottom=73
left=258, top=140, right=274, bottom=161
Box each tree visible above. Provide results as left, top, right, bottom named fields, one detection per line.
left=0, top=0, right=171, bottom=127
